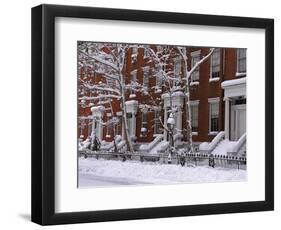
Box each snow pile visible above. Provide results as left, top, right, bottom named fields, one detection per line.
left=90, top=105, right=105, bottom=113
left=190, top=81, right=199, bottom=86
left=78, top=138, right=91, bottom=151
left=209, top=77, right=220, bottom=82
left=78, top=158, right=247, bottom=187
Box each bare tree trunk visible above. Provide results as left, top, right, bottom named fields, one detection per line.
left=178, top=47, right=214, bottom=154
left=108, top=99, right=118, bottom=152
left=120, top=80, right=135, bottom=154
left=185, top=88, right=194, bottom=153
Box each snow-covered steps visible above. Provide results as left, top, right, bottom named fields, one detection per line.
left=211, top=140, right=237, bottom=156
left=199, top=131, right=225, bottom=154
left=100, top=135, right=122, bottom=151
left=199, top=131, right=246, bottom=156
left=149, top=141, right=169, bottom=154
left=139, top=135, right=164, bottom=153
left=116, top=140, right=126, bottom=151
left=226, top=133, right=246, bottom=156
left=201, top=132, right=246, bottom=156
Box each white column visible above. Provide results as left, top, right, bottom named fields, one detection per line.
left=224, top=97, right=230, bottom=140
left=132, top=112, right=136, bottom=138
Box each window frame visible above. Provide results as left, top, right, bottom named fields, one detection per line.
left=190, top=100, right=199, bottom=134
left=237, top=48, right=247, bottom=74
left=208, top=98, right=220, bottom=134
left=154, top=109, right=162, bottom=135
left=190, top=50, right=201, bottom=82
left=210, top=48, right=221, bottom=79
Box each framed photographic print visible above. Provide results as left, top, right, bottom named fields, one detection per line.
left=31, top=4, right=274, bottom=225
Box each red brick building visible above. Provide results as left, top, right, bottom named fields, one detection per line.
left=78, top=43, right=246, bottom=153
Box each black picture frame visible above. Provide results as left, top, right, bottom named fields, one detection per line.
left=31, top=4, right=274, bottom=225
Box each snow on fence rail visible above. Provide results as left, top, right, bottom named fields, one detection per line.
left=78, top=150, right=246, bottom=170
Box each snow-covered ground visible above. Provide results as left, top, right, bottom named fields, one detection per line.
left=78, top=158, right=247, bottom=188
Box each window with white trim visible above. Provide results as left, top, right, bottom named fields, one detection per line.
left=141, top=112, right=148, bottom=136
left=237, top=48, right=246, bottom=73
left=154, top=110, right=162, bottom=134
left=209, top=99, right=219, bottom=133
left=116, top=115, right=122, bottom=136
left=191, top=51, right=200, bottom=82
left=106, top=114, right=113, bottom=138
left=211, top=48, right=220, bottom=78
left=88, top=121, right=92, bottom=137
left=190, top=102, right=199, bottom=133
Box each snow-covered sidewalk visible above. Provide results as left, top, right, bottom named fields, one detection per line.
left=78, top=158, right=247, bottom=187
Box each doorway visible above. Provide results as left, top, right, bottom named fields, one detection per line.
left=230, top=104, right=246, bottom=141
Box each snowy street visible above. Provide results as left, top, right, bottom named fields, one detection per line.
left=78, top=158, right=247, bottom=188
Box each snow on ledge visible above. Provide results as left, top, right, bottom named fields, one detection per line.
left=190, top=81, right=199, bottom=86
left=221, top=77, right=246, bottom=88
left=125, top=100, right=138, bottom=106
left=235, top=72, right=246, bottom=77
left=91, top=105, right=105, bottom=113
left=129, top=94, right=136, bottom=99
left=209, top=77, right=220, bottom=83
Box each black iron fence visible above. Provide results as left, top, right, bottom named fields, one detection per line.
left=79, top=150, right=246, bottom=170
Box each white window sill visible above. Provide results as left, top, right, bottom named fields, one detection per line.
left=192, top=132, right=198, bottom=136
left=236, top=72, right=247, bottom=77
left=208, top=131, right=218, bottom=135
left=209, top=77, right=220, bottom=83
left=190, top=81, right=199, bottom=86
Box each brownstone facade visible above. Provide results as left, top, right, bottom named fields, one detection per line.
left=78, top=44, right=245, bottom=146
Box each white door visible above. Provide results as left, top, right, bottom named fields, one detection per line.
left=231, top=104, right=246, bottom=141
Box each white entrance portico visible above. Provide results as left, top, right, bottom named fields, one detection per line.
left=221, top=77, right=246, bottom=141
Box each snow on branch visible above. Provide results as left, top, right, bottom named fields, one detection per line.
left=83, top=83, right=121, bottom=95
left=79, top=49, right=119, bottom=71
left=189, top=48, right=215, bottom=76
left=79, top=95, right=121, bottom=100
